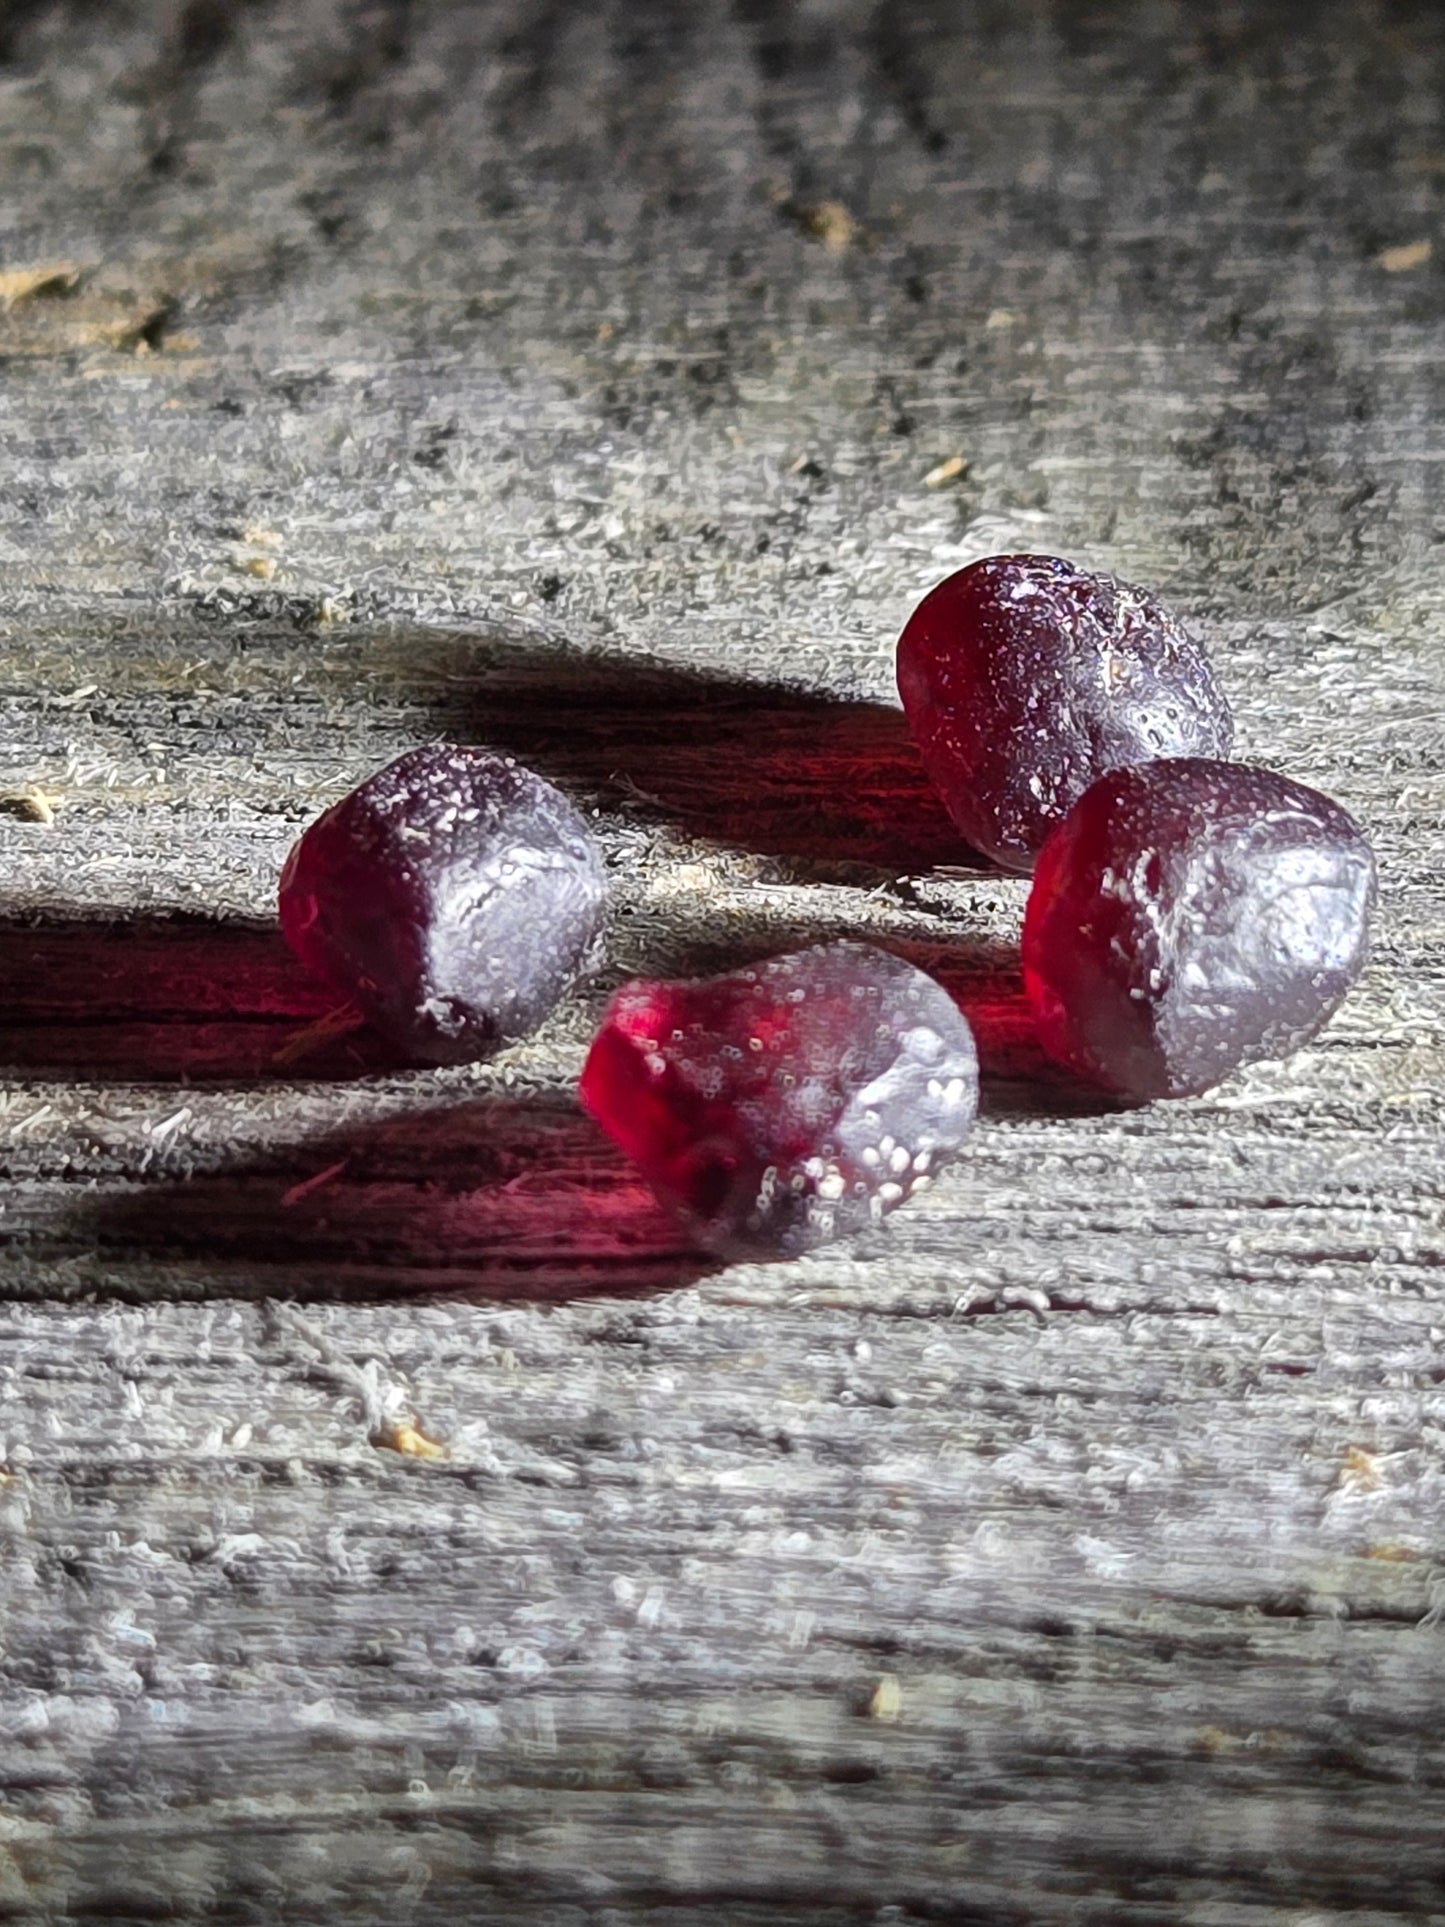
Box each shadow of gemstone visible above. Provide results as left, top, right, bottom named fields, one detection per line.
left=0, top=633, right=994, bottom=1084
left=360, top=625, right=977, bottom=874
left=0, top=915, right=398, bottom=1082
left=53, top=938, right=1118, bottom=1302
left=590, top=909, right=1124, bottom=1122
left=888, top=941, right=1134, bottom=1121
left=80, top=1097, right=718, bottom=1302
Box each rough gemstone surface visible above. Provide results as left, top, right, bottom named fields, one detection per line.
left=279, top=744, right=607, bottom=1064
left=1022, top=757, right=1377, bottom=1099
left=579, top=940, right=979, bottom=1260
left=896, top=553, right=1234, bottom=871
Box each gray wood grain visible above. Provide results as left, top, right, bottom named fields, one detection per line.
left=0, top=0, right=1443, bottom=1919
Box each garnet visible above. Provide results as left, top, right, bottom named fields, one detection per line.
left=579, top=941, right=978, bottom=1260
left=896, top=553, right=1234, bottom=871
left=279, top=744, right=607, bottom=1064
left=1022, top=757, right=1377, bottom=1099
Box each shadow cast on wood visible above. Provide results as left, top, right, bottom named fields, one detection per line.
left=80, top=1097, right=719, bottom=1303
left=0, top=906, right=1116, bottom=1127
left=0, top=915, right=397, bottom=1081
left=363, top=623, right=977, bottom=875
left=62, top=948, right=1116, bottom=1306
left=0, top=638, right=993, bottom=1082
left=0, top=906, right=1116, bottom=1123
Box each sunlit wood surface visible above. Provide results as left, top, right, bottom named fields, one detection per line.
left=0, top=2, right=1442, bottom=1919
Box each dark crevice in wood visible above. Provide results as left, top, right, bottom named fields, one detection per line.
left=0, top=0, right=106, bottom=68
left=865, top=0, right=950, bottom=154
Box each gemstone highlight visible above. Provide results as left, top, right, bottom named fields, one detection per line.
left=1022, top=756, right=1377, bottom=1098
left=580, top=940, right=979, bottom=1259
left=896, top=553, right=1233, bottom=871
left=280, top=744, right=606, bottom=1064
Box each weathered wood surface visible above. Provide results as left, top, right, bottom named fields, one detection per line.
left=0, top=0, right=1443, bottom=1919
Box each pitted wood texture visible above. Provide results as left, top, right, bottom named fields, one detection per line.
left=0, top=2, right=1442, bottom=1922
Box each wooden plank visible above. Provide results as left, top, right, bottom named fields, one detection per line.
left=0, top=0, right=1442, bottom=1919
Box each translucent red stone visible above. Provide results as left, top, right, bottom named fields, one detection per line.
left=580, top=941, right=979, bottom=1260
left=279, top=744, right=606, bottom=1064
left=896, top=553, right=1233, bottom=871
left=1022, top=757, right=1377, bottom=1099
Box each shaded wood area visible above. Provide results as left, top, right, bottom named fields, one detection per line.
left=0, top=0, right=1442, bottom=1919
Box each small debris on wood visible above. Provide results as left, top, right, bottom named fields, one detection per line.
left=1378, top=238, right=1432, bottom=272
left=280, top=1157, right=351, bottom=1207
left=116, top=303, right=176, bottom=354
left=373, top=1419, right=450, bottom=1461
left=1339, top=1444, right=1384, bottom=1492
left=923, top=454, right=967, bottom=488
left=1193, top=1725, right=1293, bottom=1756
left=0, top=786, right=61, bottom=824
left=803, top=200, right=862, bottom=251
left=0, top=262, right=81, bottom=308
left=271, top=1002, right=368, bottom=1067
left=868, top=1675, right=902, bottom=1721
left=612, top=770, right=670, bottom=811
left=772, top=190, right=866, bottom=252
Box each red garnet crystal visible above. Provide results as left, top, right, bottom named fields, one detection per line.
left=279, top=744, right=606, bottom=1064
left=580, top=941, right=979, bottom=1260
left=1022, top=757, right=1377, bottom=1099
left=896, top=553, right=1233, bottom=871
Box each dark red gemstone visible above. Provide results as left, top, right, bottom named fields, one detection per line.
left=279, top=744, right=606, bottom=1064
left=1022, top=757, right=1376, bottom=1099
left=579, top=941, right=978, bottom=1260
left=896, top=553, right=1233, bottom=871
